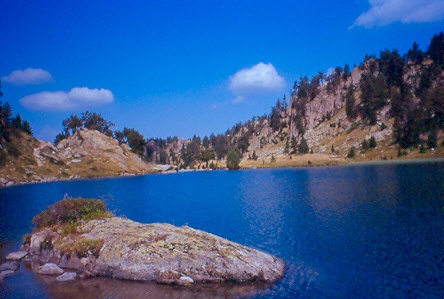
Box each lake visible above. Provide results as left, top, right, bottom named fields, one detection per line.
left=1, top=161, right=443, bottom=298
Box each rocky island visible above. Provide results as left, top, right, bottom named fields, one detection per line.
left=2, top=198, right=284, bottom=286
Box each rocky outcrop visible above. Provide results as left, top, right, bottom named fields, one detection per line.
left=54, top=129, right=152, bottom=174
left=21, top=217, right=285, bottom=285
left=0, top=128, right=155, bottom=187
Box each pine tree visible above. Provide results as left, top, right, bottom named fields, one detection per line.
left=298, top=137, right=309, bottom=154
left=345, top=84, right=356, bottom=119
left=428, top=32, right=444, bottom=68
left=226, top=149, right=241, bottom=170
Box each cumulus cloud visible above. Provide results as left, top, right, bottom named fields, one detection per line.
left=228, top=62, right=285, bottom=95
left=1, top=68, right=54, bottom=85
left=20, top=87, right=114, bottom=111
left=353, top=0, right=444, bottom=28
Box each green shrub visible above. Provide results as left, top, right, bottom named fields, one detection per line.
left=369, top=136, right=377, bottom=148
left=299, top=137, right=309, bottom=154
left=347, top=147, right=356, bottom=158
left=32, top=197, right=112, bottom=229
left=362, top=140, right=369, bottom=151
left=226, top=149, right=241, bottom=170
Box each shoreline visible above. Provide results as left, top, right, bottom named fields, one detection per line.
left=1, top=157, right=443, bottom=189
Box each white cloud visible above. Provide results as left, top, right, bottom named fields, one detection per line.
left=228, top=62, right=286, bottom=95
left=1, top=68, right=54, bottom=85
left=20, top=87, right=114, bottom=111
left=232, top=95, right=246, bottom=104
left=353, top=0, right=444, bottom=28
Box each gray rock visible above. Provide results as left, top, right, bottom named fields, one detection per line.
left=38, top=263, right=64, bottom=275
left=58, top=254, right=69, bottom=268
left=80, top=217, right=285, bottom=284
left=30, top=229, right=50, bottom=253
left=178, top=275, right=194, bottom=285
left=55, top=272, right=77, bottom=282
left=0, top=270, right=15, bottom=280
left=65, top=254, right=82, bottom=270
left=6, top=251, right=28, bottom=261
left=5, top=181, right=14, bottom=187
left=0, top=261, right=20, bottom=271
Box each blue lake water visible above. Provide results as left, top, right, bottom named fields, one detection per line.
left=0, top=162, right=443, bottom=298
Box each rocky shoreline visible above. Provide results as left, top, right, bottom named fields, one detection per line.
left=1, top=217, right=285, bottom=286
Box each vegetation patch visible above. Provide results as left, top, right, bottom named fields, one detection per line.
left=73, top=238, right=104, bottom=258
left=32, top=197, right=112, bottom=229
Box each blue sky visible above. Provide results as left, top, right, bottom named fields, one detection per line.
left=2, top=0, right=444, bottom=142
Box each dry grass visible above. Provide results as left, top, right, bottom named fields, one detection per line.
left=240, top=153, right=347, bottom=169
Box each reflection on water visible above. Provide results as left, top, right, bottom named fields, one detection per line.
left=1, top=162, right=443, bottom=298
left=4, top=264, right=272, bottom=299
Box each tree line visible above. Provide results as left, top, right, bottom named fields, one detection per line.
left=0, top=80, right=33, bottom=165
left=345, top=32, right=444, bottom=149
left=55, top=32, right=444, bottom=169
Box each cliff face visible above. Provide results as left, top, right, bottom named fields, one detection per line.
left=233, top=61, right=444, bottom=165
left=0, top=128, right=154, bottom=186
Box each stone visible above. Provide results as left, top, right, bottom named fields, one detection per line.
left=65, top=254, right=82, bottom=270
left=30, top=229, right=51, bottom=253
left=178, top=275, right=194, bottom=285
left=5, top=181, right=14, bottom=187
left=38, top=263, right=64, bottom=275
left=0, top=261, right=20, bottom=271
left=79, top=217, right=285, bottom=284
left=24, top=216, right=285, bottom=285
left=6, top=251, right=28, bottom=261
left=57, top=254, right=69, bottom=268
left=55, top=272, right=77, bottom=282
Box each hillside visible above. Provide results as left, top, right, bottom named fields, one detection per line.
left=146, top=49, right=444, bottom=170
left=0, top=128, right=155, bottom=187
left=1, top=33, right=443, bottom=183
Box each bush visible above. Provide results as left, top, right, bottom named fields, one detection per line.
left=347, top=147, right=356, bottom=158
left=226, top=149, right=241, bottom=170
left=32, top=198, right=112, bottom=229
left=362, top=140, right=369, bottom=151
left=427, top=131, right=437, bottom=148
left=369, top=136, right=377, bottom=148
left=299, top=137, right=309, bottom=154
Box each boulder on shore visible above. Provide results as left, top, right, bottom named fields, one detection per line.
left=6, top=251, right=28, bottom=261
left=55, top=272, right=77, bottom=282
left=38, top=263, right=64, bottom=275
left=26, top=217, right=285, bottom=285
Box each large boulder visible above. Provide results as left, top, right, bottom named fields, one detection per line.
left=78, top=217, right=285, bottom=284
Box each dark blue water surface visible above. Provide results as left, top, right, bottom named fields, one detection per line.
left=1, top=162, right=443, bottom=298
